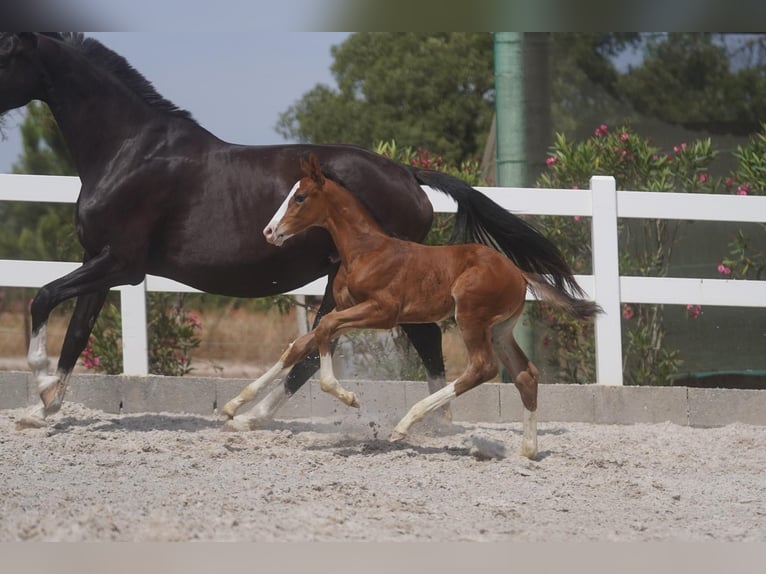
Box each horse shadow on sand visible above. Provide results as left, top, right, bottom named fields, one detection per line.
left=31, top=410, right=566, bottom=461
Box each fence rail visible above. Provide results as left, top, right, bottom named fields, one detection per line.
left=2, top=173, right=765, bottom=385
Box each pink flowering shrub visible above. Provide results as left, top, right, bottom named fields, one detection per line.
left=534, top=124, right=723, bottom=385
left=535, top=123, right=766, bottom=384
left=686, top=304, right=702, bottom=319
left=719, top=128, right=766, bottom=280
left=81, top=294, right=201, bottom=376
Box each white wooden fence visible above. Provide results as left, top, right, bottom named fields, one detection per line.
left=2, top=173, right=765, bottom=385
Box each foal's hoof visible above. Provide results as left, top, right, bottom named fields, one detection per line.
left=221, top=415, right=269, bottom=432
left=219, top=401, right=238, bottom=420
left=221, top=417, right=252, bottom=432
left=519, top=442, right=538, bottom=461
left=389, top=429, right=407, bottom=443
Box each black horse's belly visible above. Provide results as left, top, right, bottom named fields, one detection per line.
left=147, top=226, right=336, bottom=298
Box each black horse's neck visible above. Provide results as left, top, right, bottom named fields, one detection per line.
left=34, top=34, right=199, bottom=179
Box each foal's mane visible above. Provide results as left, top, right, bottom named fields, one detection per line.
left=47, top=33, right=196, bottom=122
left=320, top=165, right=399, bottom=238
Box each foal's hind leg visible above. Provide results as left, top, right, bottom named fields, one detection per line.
left=492, top=318, right=539, bottom=459
left=391, top=320, right=498, bottom=442
left=400, top=323, right=452, bottom=424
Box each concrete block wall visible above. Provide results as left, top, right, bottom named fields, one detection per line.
left=2, top=371, right=765, bottom=427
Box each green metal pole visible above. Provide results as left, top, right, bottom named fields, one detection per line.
left=494, top=32, right=526, bottom=187
left=494, top=32, right=534, bottom=381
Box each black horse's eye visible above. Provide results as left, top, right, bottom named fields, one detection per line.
left=294, top=194, right=306, bottom=204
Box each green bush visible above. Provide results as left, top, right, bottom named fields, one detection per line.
left=81, top=293, right=201, bottom=376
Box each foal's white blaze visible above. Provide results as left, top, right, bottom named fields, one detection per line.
left=264, top=180, right=302, bottom=244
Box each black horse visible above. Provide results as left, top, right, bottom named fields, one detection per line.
left=0, top=33, right=583, bottom=430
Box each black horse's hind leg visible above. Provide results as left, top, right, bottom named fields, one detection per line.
left=20, top=248, right=142, bottom=429
left=399, top=323, right=446, bottom=390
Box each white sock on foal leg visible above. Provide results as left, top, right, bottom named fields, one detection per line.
left=240, top=383, right=291, bottom=427
left=520, top=408, right=538, bottom=459
left=390, top=382, right=457, bottom=441
left=220, top=354, right=290, bottom=419
left=318, top=352, right=359, bottom=407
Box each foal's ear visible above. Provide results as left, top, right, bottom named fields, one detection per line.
left=303, top=153, right=325, bottom=186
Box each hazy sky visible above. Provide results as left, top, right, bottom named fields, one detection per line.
left=0, top=32, right=351, bottom=173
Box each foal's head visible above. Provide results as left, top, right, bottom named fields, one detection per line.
left=264, top=153, right=334, bottom=246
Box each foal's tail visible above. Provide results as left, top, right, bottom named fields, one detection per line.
left=408, top=167, right=586, bottom=299
left=523, top=273, right=602, bottom=321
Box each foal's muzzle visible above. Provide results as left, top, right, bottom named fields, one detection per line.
left=263, top=224, right=286, bottom=246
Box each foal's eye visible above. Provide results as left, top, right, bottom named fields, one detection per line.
left=294, top=194, right=306, bottom=204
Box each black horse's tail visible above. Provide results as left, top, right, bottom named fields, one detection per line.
left=408, top=166, right=588, bottom=300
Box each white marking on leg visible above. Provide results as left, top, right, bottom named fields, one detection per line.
left=220, top=356, right=288, bottom=419
left=223, top=383, right=293, bottom=432
left=247, top=383, right=291, bottom=423
left=27, top=324, right=49, bottom=377
left=264, top=180, right=301, bottom=244
left=520, top=408, right=538, bottom=459
left=319, top=352, right=359, bottom=407
left=16, top=368, right=71, bottom=430
left=41, top=368, right=71, bottom=413
left=426, top=374, right=452, bottom=423
left=391, top=382, right=457, bottom=441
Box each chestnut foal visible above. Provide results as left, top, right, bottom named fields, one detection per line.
left=222, top=154, right=599, bottom=458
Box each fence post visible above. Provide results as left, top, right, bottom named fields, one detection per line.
left=119, top=282, right=149, bottom=375
left=590, top=176, right=623, bottom=385
left=294, top=294, right=309, bottom=335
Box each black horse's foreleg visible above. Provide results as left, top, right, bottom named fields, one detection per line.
left=20, top=248, right=142, bottom=429
left=57, top=289, right=109, bottom=374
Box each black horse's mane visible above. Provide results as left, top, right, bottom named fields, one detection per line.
left=48, top=33, right=196, bottom=122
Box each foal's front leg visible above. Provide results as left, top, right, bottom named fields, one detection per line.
left=317, top=348, right=359, bottom=408
left=220, top=331, right=318, bottom=429
left=312, top=301, right=398, bottom=408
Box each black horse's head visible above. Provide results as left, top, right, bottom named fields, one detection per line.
left=0, top=33, right=46, bottom=114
